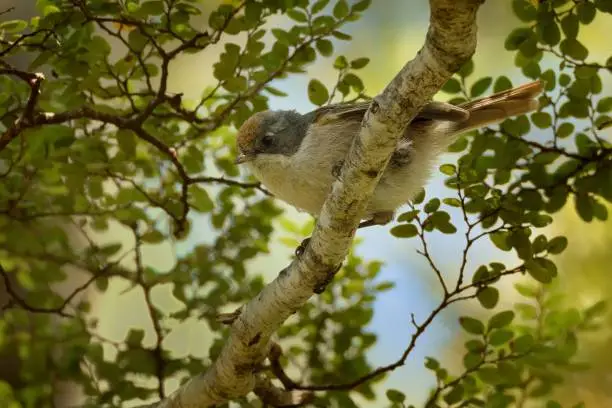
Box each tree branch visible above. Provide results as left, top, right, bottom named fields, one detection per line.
left=144, top=0, right=485, bottom=406
left=0, top=66, right=45, bottom=152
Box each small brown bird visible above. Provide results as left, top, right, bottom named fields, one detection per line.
left=235, top=81, right=543, bottom=227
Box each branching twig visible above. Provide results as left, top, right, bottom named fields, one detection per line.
left=0, top=67, right=45, bottom=152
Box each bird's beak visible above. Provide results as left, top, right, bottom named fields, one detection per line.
left=235, top=152, right=254, bottom=164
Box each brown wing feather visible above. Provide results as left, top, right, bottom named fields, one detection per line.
left=309, top=80, right=543, bottom=133
left=458, top=80, right=543, bottom=111
left=312, top=100, right=469, bottom=126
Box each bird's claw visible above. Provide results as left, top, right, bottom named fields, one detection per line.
left=332, top=160, right=344, bottom=179
left=295, top=237, right=311, bottom=257
left=313, top=262, right=343, bottom=294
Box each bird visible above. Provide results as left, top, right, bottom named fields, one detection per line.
left=235, top=80, right=543, bottom=230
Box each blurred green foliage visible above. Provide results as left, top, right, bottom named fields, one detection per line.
left=0, top=0, right=610, bottom=407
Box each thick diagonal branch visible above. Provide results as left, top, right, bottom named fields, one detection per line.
left=146, top=0, right=485, bottom=406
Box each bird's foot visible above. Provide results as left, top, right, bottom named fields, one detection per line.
left=389, top=143, right=414, bottom=168
left=358, top=211, right=395, bottom=229
left=313, top=262, right=343, bottom=294
left=332, top=160, right=344, bottom=179
left=295, top=237, right=311, bottom=257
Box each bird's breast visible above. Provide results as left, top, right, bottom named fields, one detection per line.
left=246, top=123, right=357, bottom=215
left=247, top=153, right=334, bottom=215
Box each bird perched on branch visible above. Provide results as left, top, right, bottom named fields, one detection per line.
left=235, top=81, right=543, bottom=228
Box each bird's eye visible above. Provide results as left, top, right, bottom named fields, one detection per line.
left=261, top=135, right=273, bottom=147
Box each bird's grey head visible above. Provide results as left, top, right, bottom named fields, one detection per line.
left=235, top=110, right=308, bottom=164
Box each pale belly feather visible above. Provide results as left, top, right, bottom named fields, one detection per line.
left=246, top=121, right=447, bottom=219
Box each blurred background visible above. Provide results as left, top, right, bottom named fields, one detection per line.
left=1, top=0, right=610, bottom=406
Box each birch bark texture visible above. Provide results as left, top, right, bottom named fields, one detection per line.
left=150, top=0, right=486, bottom=406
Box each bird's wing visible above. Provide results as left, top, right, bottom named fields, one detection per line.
left=310, top=100, right=469, bottom=126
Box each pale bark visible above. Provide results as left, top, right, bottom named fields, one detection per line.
left=148, top=0, right=485, bottom=406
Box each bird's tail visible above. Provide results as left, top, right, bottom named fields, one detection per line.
left=451, top=80, right=544, bottom=134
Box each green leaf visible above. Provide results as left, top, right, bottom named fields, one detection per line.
left=352, top=0, right=371, bottom=12
left=386, top=389, right=405, bottom=403
left=265, top=86, right=288, bottom=97
left=489, top=329, right=513, bottom=346
left=316, top=39, right=333, bottom=56
left=577, top=1, right=597, bottom=23
left=470, top=77, right=492, bottom=98
left=531, top=112, right=552, bottom=129
left=561, top=13, right=579, bottom=38
left=478, top=367, right=503, bottom=385
left=427, top=211, right=456, bottom=234
left=597, top=97, right=612, bottom=113
left=139, top=1, right=165, bottom=16
left=595, top=0, right=612, bottom=12
left=525, top=258, right=554, bottom=283
left=190, top=185, right=214, bottom=213
left=334, top=55, right=348, bottom=69
left=126, top=329, right=145, bottom=346
left=497, top=361, right=521, bottom=385
left=412, top=189, right=426, bottom=204
left=556, top=122, right=575, bottom=138
left=271, top=29, right=291, bottom=45
left=390, top=224, right=418, bottom=238
left=96, top=276, right=109, bottom=291
left=332, top=30, right=351, bottom=40
left=463, top=352, right=481, bottom=370
left=311, top=0, right=330, bottom=14
left=522, top=61, right=541, bottom=79
left=424, top=357, right=440, bottom=370
left=287, top=9, right=307, bottom=22
left=547, top=236, right=568, bottom=254
left=459, top=316, right=485, bottom=335
left=350, top=57, right=370, bottom=69
left=560, top=38, right=589, bottom=60
left=333, top=0, right=349, bottom=19
left=0, top=20, right=28, bottom=33
left=538, top=21, right=561, bottom=46
left=472, top=266, right=490, bottom=285
left=477, top=287, right=499, bottom=309
left=444, top=384, right=464, bottom=405
left=505, top=28, right=534, bottom=50
left=307, top=79, right=329, bottom=106
left=458, top=59, right=474, bottom=78
left=488, top=311, right=515, bottom=330
left=128, top=30, right=149, bottom=52
left=541, top=69, right=556, bottom=90
left=584, top=300, right=607, bottom=321
left=117, top=129, right=137, bottom=156
left=515, top=283, right=538, bottom=298
left=443, top=198, right=461, bottom=207
left=494, top=76, right=513, bottom=92
left=439, top=164, right=456, bottom=175
left=532, top=235, right=548, bottom=253
left=490, top=231, right=512, bottom=251
left=141, top=230, right=165, bottom=244
left=442, top=78, right=461, bottom=94
left=397, top=210, right=418, bottom=222
left=512, top=0, right=537, bottom=22
left=512, top=334, right=534, bottom=352
left=343, top=73, right=364, bottom=92
left=509, top=229, right=533, bottom=260
left=466, top=339, right=486, bottom=352
left=245, top=2, right=263, bottom=22
left=375, top=282, right=394, bottom=292
left=424, top=198, right=440, bottom=213
left=448, top=136, right=468, bottom=152
left=575, top=193, right=594, bottom=222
